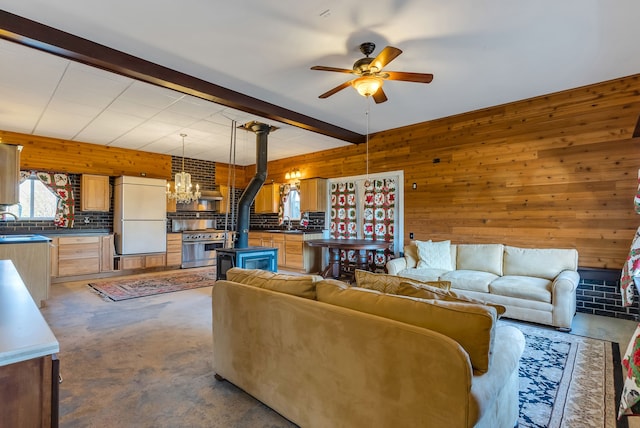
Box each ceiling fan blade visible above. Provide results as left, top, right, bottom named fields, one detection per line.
left=372, top=87, right=388, bottom=104
left=318, top=80, right=353, bottom=99
left=311, top=65, right=354, bottom=74
left=371, top=46, right=403, bottom=71
left=385, top=71, right=434, bottom=83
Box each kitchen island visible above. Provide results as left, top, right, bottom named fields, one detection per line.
left=0, top=259, right=60, bottom=427
left=0, top=234, right=51, bottom=307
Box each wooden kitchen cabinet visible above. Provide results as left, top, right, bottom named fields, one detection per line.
left=57, top=236, right=101, bottom=277
left=272, top=233, right=286, bottom=266
left=166, top=181, right=177, bottom=213
left=81, top=174, right=110, bottom=211
left=100, top=234, right=115, bottom=272
left=166, top=233, right=182, bottom=266
left=0, top=240, right=51, bottom=308
left=254, top=182, right=280, bottom=214
left=299, top=178, right=327, bottom=212
left=283, top=232, right=323, bottom=273
left=217, top=184, right=230, bottom=214
left=119, top=253, right=166, bottom=270
left=248, top=232, right=263, bottom=247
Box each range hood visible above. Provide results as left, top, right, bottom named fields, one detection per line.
left=199, top=189, right=223, bottom=201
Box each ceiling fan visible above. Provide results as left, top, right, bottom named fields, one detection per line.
left=311, top=42, right=434, bottom=104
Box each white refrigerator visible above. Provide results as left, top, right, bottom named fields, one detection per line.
left=114, top=176, right=167, bottom=255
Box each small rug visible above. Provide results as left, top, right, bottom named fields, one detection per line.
left=88, top=270, right=217, bottom=301
left=512, top=321, right=626, bottom=428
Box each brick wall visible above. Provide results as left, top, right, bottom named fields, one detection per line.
left=577, top=268, right=639, bottom=321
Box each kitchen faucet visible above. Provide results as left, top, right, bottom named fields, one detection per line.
left=0, top=211, right=18, bottom=220
left=283, top=216, right=292, bottom=230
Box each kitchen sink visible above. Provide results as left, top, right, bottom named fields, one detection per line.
left=0, top=234, right=48, bottom=243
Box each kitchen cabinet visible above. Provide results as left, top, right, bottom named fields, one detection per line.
left=81, top=174, right=110, bottom=211
left=283, top=232, right=323, bottom=272
left=0, top=260, right=59, bottom=428
left=299, top=178, right=327, bottom=212
left=217, top=184, right=230, bottom=214
left=118, top=253, right=166, bottom=270
left=56, top=236, right=101, bottom=277
left=50, top=234, right=114, bottom=278
left=166, top=181, right=177, bottom=213
left=166, top=233, right=182, bottom=266
left=101, top=235, right=115, bottom=272
left=0, top=238, right=51, bottom=308
left=247, top=231, right=322, bottom=273
left=254, top=182, right=280, bottom=214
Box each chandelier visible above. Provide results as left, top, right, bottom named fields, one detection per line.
left=166, top=133, right=201, bottom=204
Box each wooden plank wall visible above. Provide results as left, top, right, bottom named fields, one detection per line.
left=263, top=74, right=640, bottom=269
left=0, top=131, right=173, bottom=178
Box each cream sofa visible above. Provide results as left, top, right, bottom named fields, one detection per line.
left=212, top=268, right=525, bottom=428
left=386, top=241, right=579, bottom=330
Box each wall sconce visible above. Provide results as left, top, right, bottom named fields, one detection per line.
left=285, top=168, right=302, bottom=180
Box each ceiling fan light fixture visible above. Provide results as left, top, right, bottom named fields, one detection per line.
left=353, top=76, right=383, bottom=97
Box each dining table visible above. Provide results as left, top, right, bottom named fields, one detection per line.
left=306, top=238, right=392, bottom=279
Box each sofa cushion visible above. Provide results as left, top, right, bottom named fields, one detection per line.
left=398, top=268, right=449, bottom=283
left=441, top=270, right=498, bottom=293
left=456, top=244, right=504, bottom=276
left=489, top=275, right=553, bottom=303
left=316, top=280, right=497, bottom=373
left=404, top=242, right=419, bottom=268
left=225, top=267, right=322, bottom=300
left=396, top=281, right=506, bottom=317
left=354, top=269, right=451, bottom=294
left=416, top=240, right=453, bottom=270
left=503, top=246, right=578, bottom=280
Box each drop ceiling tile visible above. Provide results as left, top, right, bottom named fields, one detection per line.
left=75, top=110, right=148, bottom=143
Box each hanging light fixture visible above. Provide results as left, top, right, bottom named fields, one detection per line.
left=353, top=75, right=383, bottom=97
left=166, top=133, right=201, bottom=203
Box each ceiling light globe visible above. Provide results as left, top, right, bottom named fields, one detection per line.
left=353, top=76, right=383, bottom=97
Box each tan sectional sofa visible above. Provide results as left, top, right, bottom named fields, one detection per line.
left=212, top=268, right=525, bottom=428
left=386, top=241, right=580, bottom=330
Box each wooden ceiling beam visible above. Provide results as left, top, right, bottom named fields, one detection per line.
left=0, top=10, right=365, bottom=144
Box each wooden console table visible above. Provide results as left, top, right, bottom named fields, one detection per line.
left=306, top=239, right=392, bottom=279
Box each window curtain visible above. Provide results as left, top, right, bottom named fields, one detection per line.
left=620, top=169, right=640, bottom=307
left=363, top=178, right=396, bottom=269
left=20, top=171, right=75, bottom=228
left=278, top=184, right=287, bottom=225
left=330, top=181, right=357, bottom=263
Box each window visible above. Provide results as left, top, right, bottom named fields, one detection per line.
left=7, top=175, right=58, bottom=220
left=283, top=187, right=301, bottom=221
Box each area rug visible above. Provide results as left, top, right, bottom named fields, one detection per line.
left=512, top=320, right=626, bottom=428
left=88, top=270, right=217, bottom=301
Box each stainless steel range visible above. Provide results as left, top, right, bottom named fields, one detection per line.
left=172, top=220, right=235, bottom=269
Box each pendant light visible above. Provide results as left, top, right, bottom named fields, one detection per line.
left=166, top=133, right=201, bottom=203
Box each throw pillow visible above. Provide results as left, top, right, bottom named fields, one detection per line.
left=396, top=280, right=507, bottom=317
left=225, top=267, right=322, bottom=300
left=403, top=241, right=419, bottom=268
left=354, top=269, right=451, bottom=294
left=316, top=281, right=497, bottom=374
left=416, top=240, right=453, bottom=270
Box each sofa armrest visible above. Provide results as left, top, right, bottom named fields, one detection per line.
left=551, top=270, right=580, bottom=329
left=386, top=257, right=407, bottom=275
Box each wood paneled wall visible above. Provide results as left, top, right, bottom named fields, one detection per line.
left=265, top=74, right=640, bottom=269
left=0, top=131, right=173, bottom=178
left=3, top=74, right=639, bottom=269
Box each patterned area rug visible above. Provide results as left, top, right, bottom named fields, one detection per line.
left=512, top=321, right=626, bottom=428
left=88, top=270, right=217, bottom=301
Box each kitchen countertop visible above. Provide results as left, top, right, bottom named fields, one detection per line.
left=0, top=260, right=59, bottom=367
left=0, top=234, right=51, bottom=244
left=250, top=229, right=324, bottom=235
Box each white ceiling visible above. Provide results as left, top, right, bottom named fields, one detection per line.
left=0, top=1, right=638, bottom=165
